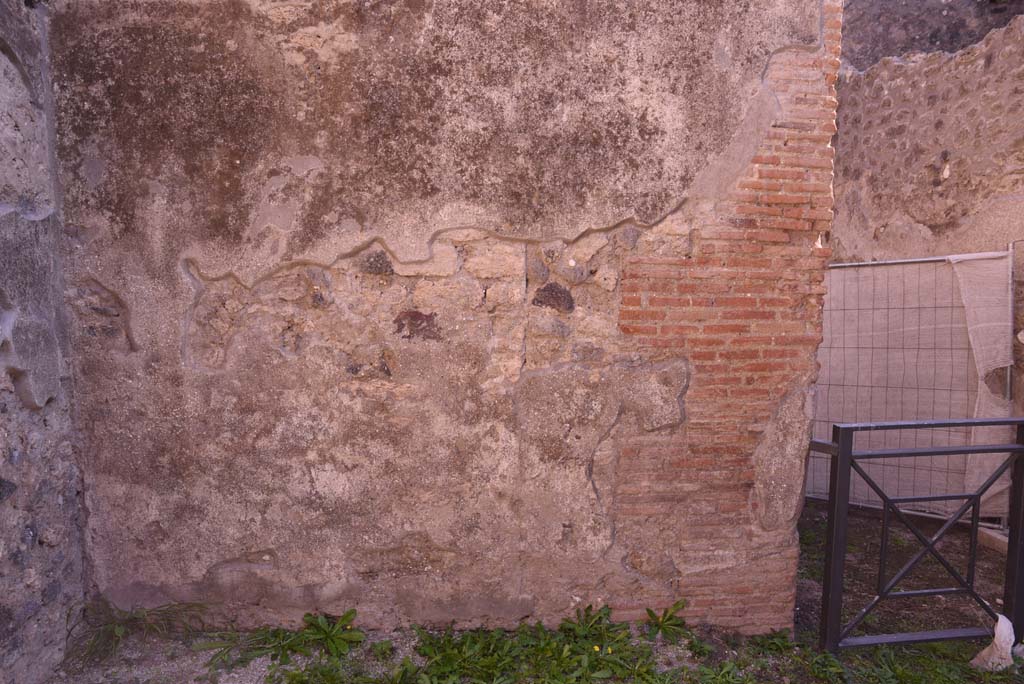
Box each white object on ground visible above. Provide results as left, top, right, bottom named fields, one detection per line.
left=970, top=615, right=1015, bottom=671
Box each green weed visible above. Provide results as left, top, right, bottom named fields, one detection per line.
left=804, top=650, right=845, bottom=683
left=370, top=639, right=394, bottom=661
left=65, top=599, right=205, bottom=666
left=686, top=633, right=713, bottom=659
left=181, top=602, right=1021, bottom=684
left=644, top=599, right=690, bottom=644
left=748, top=629, right=794, bottom=655
left=688, top=661, right=748, bottom=684
left=195, top=625, right=311, bottom=671
left=301, top=611, right=365, bottom=658
left=195, top=610, right=364, bottom=682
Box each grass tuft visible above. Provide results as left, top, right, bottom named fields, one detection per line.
left=61, top=599, right=1024, bottom=684
left=65, top=599, right=206, bottom=667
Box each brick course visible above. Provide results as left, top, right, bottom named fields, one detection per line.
left=614, top=0, right=842, bottom=634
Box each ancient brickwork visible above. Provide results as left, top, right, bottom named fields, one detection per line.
left=617, top=0, right=842, bottom=633
left=0, top=2, right=84, bottom=683
left=43, top=0, right=840, bottom=638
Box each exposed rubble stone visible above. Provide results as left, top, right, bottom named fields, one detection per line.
left=842, top=0, right=1024, bottom=71
left=834, top=16, right=1024, bottom=258
left=361, top=251, right=394, bottom=276
left=0, top=478, right=17, bottom=503
left=531, top=283, right=576, bottom=314
left=393, top=311, right=442, bottom=341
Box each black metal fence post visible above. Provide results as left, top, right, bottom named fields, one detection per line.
left=1005, top=423, right=1024, bottom=643
left=813, top=418, right=1024, bottom=651
left=820, top=425, right=853, bottom=653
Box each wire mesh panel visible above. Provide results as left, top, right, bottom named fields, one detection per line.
left=807, top=261, right=978, bottom=515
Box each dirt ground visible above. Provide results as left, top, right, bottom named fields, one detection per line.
left=795, top=500, right=1007, bottom=643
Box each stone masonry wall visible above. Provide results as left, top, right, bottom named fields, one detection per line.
left=841, top=0, right=1024, bottom=71
left=48, top=0, right=841, bottom=634
left=832, top=13, right=1024, bottom=416
left=0, top=2, right=84, bottom=683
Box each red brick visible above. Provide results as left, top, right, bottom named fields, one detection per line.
left=778, top=154, right=833, bottom=170
left=757, top=168, right=804, bottom=181
left=660, top=325, right=701, bottom=336
left=744, top=229, right=790, bottom=243
left=647, top=296, right=690, bottom=308
left=612, top=5, right=839, bottom=632
left=783, top=181, right=831, bottom=194
left=720, top=257, right=774, bottom=269
left=717, top=349, right=762, bottom=361
left=736, top=361, right=795, bottom=373
left=620, top=309, right=666, bottom=321
left=699, top=227, right=746, bottom=241
left=783, top=207, right=833, bottom=220
left=678, top=282, right=730, bottom=295
left=760, top=193, right=810, bottom=205
left=757, top=218, right=814, bottom=231
left=617, top=324, right=658, bottom=335
left=737, top=179, right=782, bottom=192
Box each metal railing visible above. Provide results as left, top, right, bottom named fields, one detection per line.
left=810, top=418, right=1024, bottom=653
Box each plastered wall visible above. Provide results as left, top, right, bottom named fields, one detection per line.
left=44, top=0, right=840, bottom=634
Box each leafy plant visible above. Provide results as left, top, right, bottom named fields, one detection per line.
left=644, top=599, right=690, bottom=643
left=748, top=629, right=794, bottom=655
left=302, top=611, right=365, bottom=658
left=196, top=625, right=310, bottom=671
left=196, top=610, right=363, bottom=678
left=69, top=597, right=1024, bottom=684
left=690, top=661, right=748, bottom=684
left=687, top=633, right=713, bottom=659
left=804, top=651, right=845, bottom=683
left=372, top=657, right=421, bottom=684
left=382, top=605, right=665, bottom=683
left=278, top=658, right=347, bottom=684
left=371, top=639, right=394, bottom=661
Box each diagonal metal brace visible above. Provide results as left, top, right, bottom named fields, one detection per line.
left=838, top=458, right=1012, bottom=640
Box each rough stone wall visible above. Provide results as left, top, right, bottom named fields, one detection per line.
left=841, top=0, right=1024, bottom=71
left=832, top=11, right=1024, bottom=415
left=0, top=2, right=84, bottom=683
left=49, top=0, right=840, bottom=633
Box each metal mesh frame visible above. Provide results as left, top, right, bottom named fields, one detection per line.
left=808, top=260, right=980, bottom=516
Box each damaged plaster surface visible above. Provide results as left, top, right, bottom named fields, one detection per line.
left=51, top=0, right=820, bottom=266
left=47, top=0, right=829, bottom=630
left=0, top=1, right=84, bottom=683
left=83, top=226, right=695, bottom=627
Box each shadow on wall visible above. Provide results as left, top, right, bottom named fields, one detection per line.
left=841, top=0, right=1024, bottom=71
left=1, top=2, right=84, bottom=684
